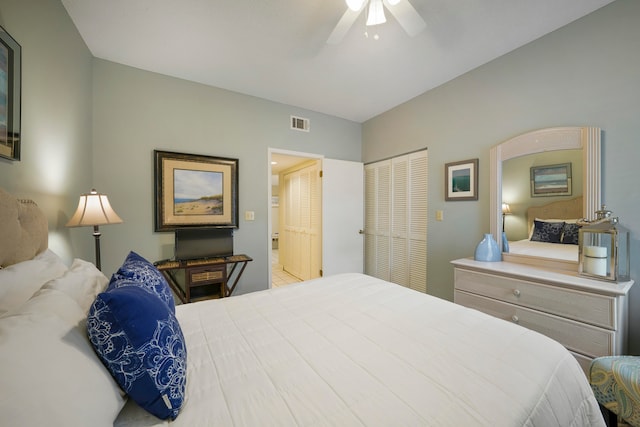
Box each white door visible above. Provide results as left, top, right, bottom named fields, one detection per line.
left=322, top=158, right=364, bottom=276
left=280, top=161, right=322, bottom=281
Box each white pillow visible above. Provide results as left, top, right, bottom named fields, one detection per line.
left=40, top=258, right=109, bottom=313
left=0, top=285, right=126, bottom=426
left=0, top=249, right=68, bottom=316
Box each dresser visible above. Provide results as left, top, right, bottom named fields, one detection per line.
left=452, top=258, right=634, bottom=373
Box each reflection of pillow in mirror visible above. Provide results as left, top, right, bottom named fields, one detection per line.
left=529, top=218, right=579, bottom=238
left=561, top=223, right=581, bottom=245
left=530, top=220, right=564, bottom=243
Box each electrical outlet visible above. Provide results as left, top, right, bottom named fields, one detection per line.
left=245, top=211, right=255, bottom=221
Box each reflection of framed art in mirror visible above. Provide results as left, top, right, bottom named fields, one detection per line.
left=530, top=163, right=572, bottom=197
left=490, top=127, right=601, bottom=271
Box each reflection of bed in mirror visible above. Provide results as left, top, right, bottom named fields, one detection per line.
left=508, top=196, right=582, bottom=262
left=491, top=126, right=601, bottom=272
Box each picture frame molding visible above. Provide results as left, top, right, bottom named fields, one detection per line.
left=0, top=25, right=21, bottom=161
left=154, top=150, right=239, bottom=231
left=444, top=158, right=479, bottom=201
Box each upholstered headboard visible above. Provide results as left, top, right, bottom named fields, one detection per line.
left=0, top=188, right=48, bottom=267
left=526, top=196, right=583, bottom=233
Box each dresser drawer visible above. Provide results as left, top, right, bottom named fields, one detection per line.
left=188, top=264, right=226, bottom=285
left=455, top=291, right=615, bottom=358
left=454, top=268, right=616, bottom=329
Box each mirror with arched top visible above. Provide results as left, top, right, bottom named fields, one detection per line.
left=490, top=127, right=601, bottom=271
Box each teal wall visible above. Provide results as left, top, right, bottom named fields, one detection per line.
left=1, top=0, right=638, bottom=352
left=0, top=0, right=361, bottom=296
left=0, top=0, right=94, bottom=262
left=91, top=60, right=361, bottom=291
left=362, top=0, right=640, bottom=353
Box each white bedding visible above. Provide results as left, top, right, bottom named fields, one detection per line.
left=508, top=239, right=579, bottom=262
left=115, top=273, right=603, bottom=427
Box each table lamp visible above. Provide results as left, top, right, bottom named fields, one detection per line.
left=501, top=203, right=512, bottom=252
left=66, top=189, right=123, bottom=270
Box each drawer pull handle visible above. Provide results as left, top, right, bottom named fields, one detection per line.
left=511, top=315, right=519, bottom=324
left=513, top=289, right=521, bottom=297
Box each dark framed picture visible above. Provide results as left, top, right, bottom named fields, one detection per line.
left=445, top=158, right=478, bottom=201
left=154, top=150, right=239, bottom=231
left=530, top=163, right=572, bottom=197
left=0, top=26, right=21, bottom=161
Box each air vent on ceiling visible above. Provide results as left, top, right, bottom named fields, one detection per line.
left=290, top=115, right=310, bottom=132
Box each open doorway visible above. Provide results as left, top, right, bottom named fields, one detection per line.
left=269, top=150, right=322, bottom=288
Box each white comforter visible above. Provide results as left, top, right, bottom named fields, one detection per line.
left=116, top=273, right=604, bottom=426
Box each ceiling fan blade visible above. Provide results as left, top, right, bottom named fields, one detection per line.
left=383, top=0, right=426, bottom=37
left=327, top=8, right=362, bottom=45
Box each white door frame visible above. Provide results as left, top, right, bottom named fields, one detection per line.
left=267, top=148, right=323, bottom=287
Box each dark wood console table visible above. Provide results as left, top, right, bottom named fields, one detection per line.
left=154, top=254, right=252, bottom=303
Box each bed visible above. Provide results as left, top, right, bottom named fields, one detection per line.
left=507, top=197, right=583, bottom=262
left=0, top=188, right=605, bottom=426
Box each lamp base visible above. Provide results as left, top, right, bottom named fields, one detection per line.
left=93, top=225, right=102, bottom=271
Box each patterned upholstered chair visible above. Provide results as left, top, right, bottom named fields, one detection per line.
left=590, top=356, right=640, bottom=427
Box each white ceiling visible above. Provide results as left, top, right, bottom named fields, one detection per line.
left=61, top=0, right=614, bottom=123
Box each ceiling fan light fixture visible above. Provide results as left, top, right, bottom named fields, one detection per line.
left=346, top=0, right=366, bottom=12
left=366, top=0, right=386, bottom=26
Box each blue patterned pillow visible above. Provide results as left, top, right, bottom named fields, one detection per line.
left=111, top=251, right=175, bottom=312
left=561, top=223, right=581, bottom=245
left=87, top=286, right=187, bottom=420
left=530, top=220, right=564, bottom=243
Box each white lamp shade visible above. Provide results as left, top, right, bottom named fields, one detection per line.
left=346, top=0, right=366, bottom=11
left=366, top=0, right=386, bottom=26
left=66, top=189, right=123, bottom=227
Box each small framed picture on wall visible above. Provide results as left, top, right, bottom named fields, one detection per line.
left=445, top=158, right=478, bottom=201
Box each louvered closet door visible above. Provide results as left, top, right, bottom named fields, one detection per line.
left=364, top=160, right=391, bottom=281
left=391, top=157, right=409, bottom=286
left=407, top=151, right=428, bottom=293
left=365, top=150, right=428, bottom=293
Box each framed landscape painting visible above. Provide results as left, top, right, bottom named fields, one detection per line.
left=154, top=150, right=239, bottom=231
left=445, top=158, right=478, bottom=201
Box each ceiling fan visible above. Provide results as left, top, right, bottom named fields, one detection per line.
left=327, top=0, right=426, bottom=44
